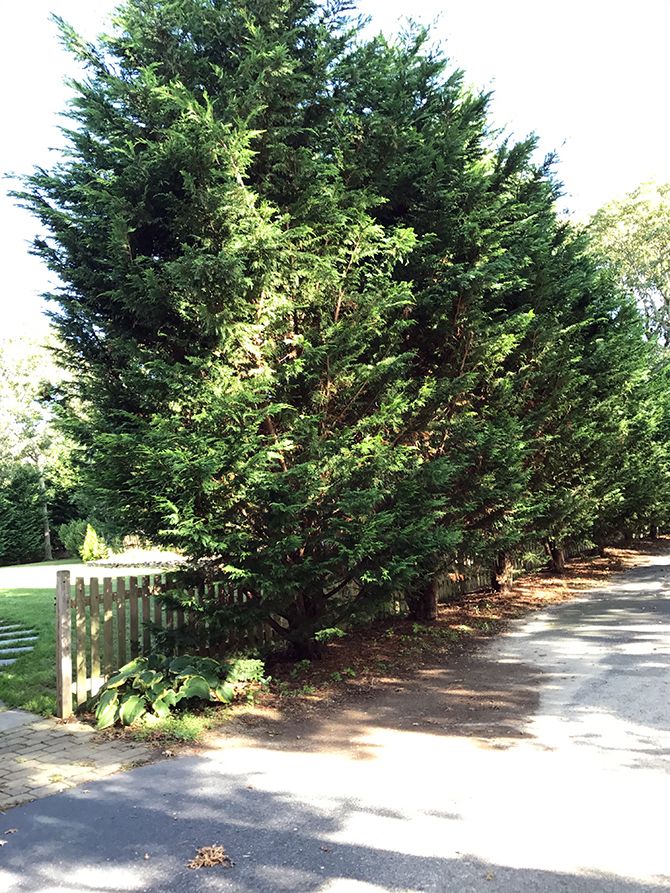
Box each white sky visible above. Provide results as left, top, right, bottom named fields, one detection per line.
left=2, top=0, right=670, bottom=337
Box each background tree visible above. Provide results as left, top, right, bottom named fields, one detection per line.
left=0, top=337, right=78, bottom=563
left=589, top=181, right=670, bottom=344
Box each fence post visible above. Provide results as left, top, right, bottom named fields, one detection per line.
left=55, top=570, right=73, bottom=719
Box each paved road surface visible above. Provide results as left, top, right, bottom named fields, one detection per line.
left=1, top=556, right=669, bottom=892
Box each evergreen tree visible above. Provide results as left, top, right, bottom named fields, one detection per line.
left=18, top=1, right=456, bottom=654
left=0, top=463, right=45, bottom=566
left=16, top=0, right=668, bottom=650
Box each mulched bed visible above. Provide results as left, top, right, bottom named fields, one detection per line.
left=257, top=540, right=670, bottom=708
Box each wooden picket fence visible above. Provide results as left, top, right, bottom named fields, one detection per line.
left=435, top=565, right=492, bottom=602
left=55, top=561, right=496, bottom=718
left=54, top=570, right=279, bottom=718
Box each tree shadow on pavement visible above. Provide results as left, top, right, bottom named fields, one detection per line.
left=0, top=758, right=668, bottom=893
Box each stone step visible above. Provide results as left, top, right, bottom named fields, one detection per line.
left=0, top=645, right=34, bottom=656
left=0, top=624, right=23, bottom=633
left=0, top=658, right=17, bottom=667
left=0, top=629, right=36, bottom=639
left=0, top=634, right=38, bottom=643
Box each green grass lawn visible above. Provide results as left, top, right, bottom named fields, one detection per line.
left=0, top=578, right=64, bottom=715
left=0, top=559, right=170, bottom=716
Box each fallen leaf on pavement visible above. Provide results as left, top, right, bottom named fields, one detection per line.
left=188, top=845, right=232, bottom=870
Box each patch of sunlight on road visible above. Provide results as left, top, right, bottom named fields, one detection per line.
left=199, top=712, right=670, bottom=883
left=192, top=570, right=670, bottom=887
left=2, top=865, right=144, bottom=892
left=616, top=580, right=665, bottom=592
left=322, top=882, right=413, bottom=892
left=243, top=727, right=662, bottom=879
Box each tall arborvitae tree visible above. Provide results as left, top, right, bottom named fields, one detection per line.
left=17, top=1, right=668, bottom=650
left=18, top=2, right=458, bottom=654
left=326, top=31, right=572, bottom=589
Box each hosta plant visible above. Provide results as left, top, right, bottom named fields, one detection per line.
left=93, top=654, right=266, bottom=729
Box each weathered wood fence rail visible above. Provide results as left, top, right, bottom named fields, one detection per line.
left=55, top=570, right=279, bottom=718
left=55, top=562, right=495, bottom=718
left=435, top=567, right=492, bottom=602
left=56, top=571, right=176, bottom=718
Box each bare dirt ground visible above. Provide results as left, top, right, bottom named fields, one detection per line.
left=187, top=540, right=670, bottom=755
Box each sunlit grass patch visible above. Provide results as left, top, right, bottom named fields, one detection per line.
left=0, top=586, right=56, bottom=714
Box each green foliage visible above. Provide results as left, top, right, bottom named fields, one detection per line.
left=225, top=658, right=266, bottom=683
left=93, top=653, right=266, bottom=728
left=289, top=659, right=312, bottom=679
left=132, top=710, right=216, bottom=742
left=590, top=182, right=670, bottom=344
left=314, top=627, right=346, bottom=643
left=0, top=337, right=80, bottom=562
left=57, top=519, right=88, bottom=558
left=0, top=462, right=44, bottom=565
left=80, top=523, right=109, bottom=562
left=15, top=0, right=670, bottom=653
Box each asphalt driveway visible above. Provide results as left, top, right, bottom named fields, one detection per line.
left=1, top=556, right=669, bottom=892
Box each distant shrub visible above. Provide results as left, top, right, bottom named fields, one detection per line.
left=0, top=462, right=44, bottom=565
left=57, top=519, right=88, bottom=558
left=80, top=523, right=109, bottom=561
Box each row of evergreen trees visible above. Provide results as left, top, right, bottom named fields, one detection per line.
left=17, top=1, right=670, bottom=654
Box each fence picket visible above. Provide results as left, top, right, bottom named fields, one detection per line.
left=89, top=578, right=101, bottom=695
left=55, top=571, right=72, bottom=719
left=129, top=577, right=139, bottom=658
left=141, top=576, right=151, bottom=653
left=153, top=574, right=163, bottom=629
left=117, top=578, right=127, bottom=667
left=75, top=578, right=87, bottom=706
left=103, top=578, right=114, bottom=676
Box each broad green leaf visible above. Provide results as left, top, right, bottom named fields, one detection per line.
left=152, top=696, right=172, bottom=719
left=119, top=693, right=146, bottom=726
left=95, top=689, right=119, bottom=730
left=214, top=682, right=235, bottom=703
left=152, top=690, right=177, bottom=718
left=177, top=674, right=212, bottom=702
left=134, top=670, right=163, bottom=690
left=106, top=657, right=148, bottom=688
left=169, top=656, right=196, bottom=674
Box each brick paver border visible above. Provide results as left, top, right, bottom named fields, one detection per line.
left=0, top=712, right=157, bottom=811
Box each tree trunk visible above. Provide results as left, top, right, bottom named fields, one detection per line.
left=407, top=579, right=439, bottom=621
left=545, top=540, right=565, bottom=573
left=650, top=524, right=659, bottom=540
left=284, top=592, right=326, bottom=660
left=289, top=637, right=323, bottom=660
left=37, top=468, right=53, bottom=562
left=491, top=551, right=513, bottom=593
